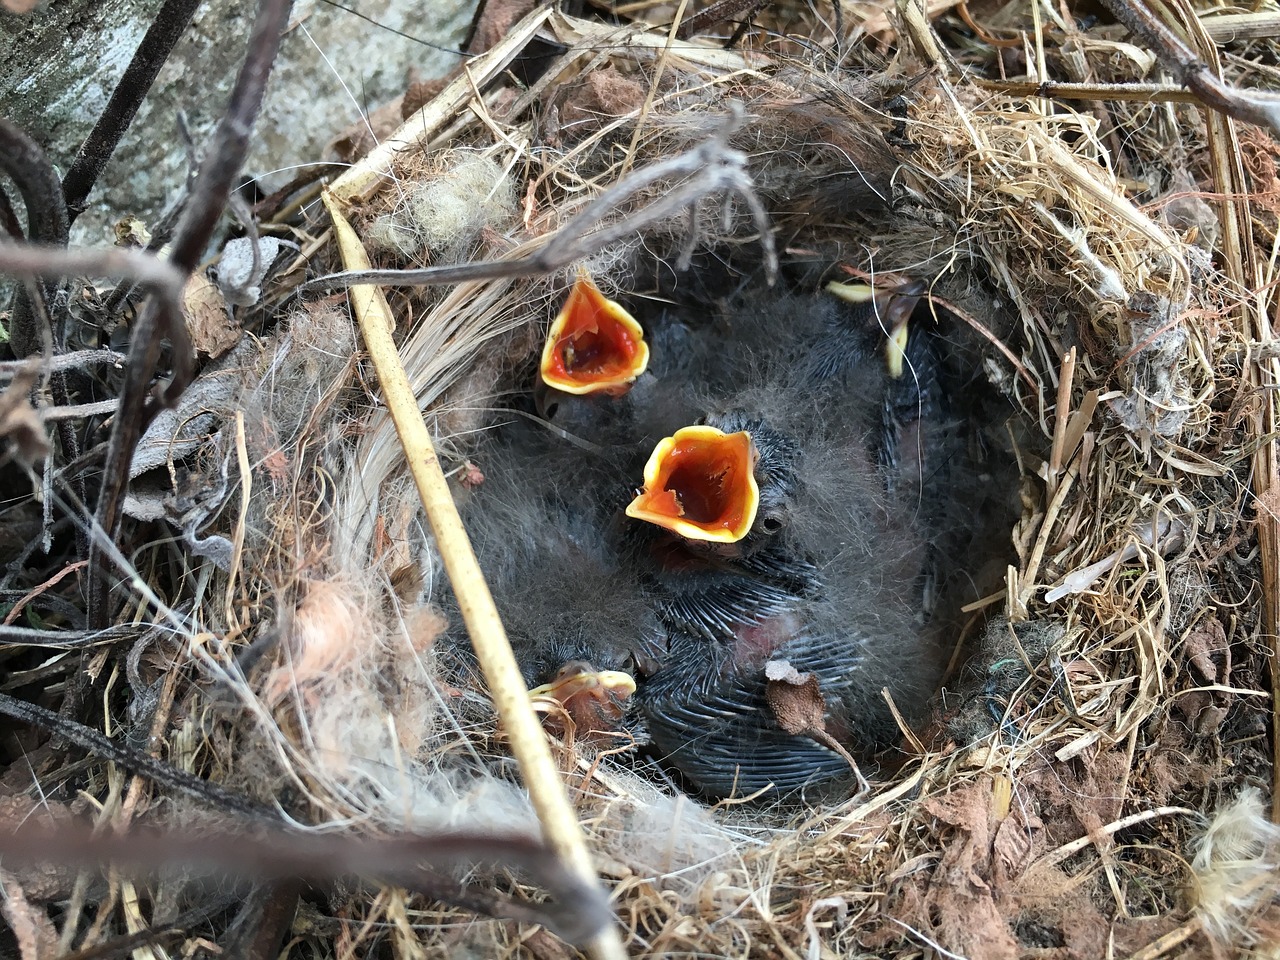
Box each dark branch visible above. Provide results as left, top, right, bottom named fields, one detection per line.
left=89, top=0, right=295, bottom=629
left=0, top=119, right=70, bottom=359
left=62, top=0, right=204, bottom=222
left=0, top=818, right=613, bottom=944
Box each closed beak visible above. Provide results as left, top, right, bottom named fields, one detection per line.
left=826, top=279, right=923, bottom=379
left=529, top=662, right=638, bottom=742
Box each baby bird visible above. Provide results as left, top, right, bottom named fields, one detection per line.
left=539, top=270, right=650, bottom=397
left=456, top=271, right=962, bottom=800
left=624, top=415, right=821, bottom=643
left=453, top=418, right=656, bottom=747
left=612, top=284, right=951, bottom=798
left=533, top=277, right=708, bottom=458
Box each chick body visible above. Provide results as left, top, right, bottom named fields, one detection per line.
left=618, top=287, right=949, bottom=797
left=456, top=421, right=658, bottom=712
left=457, top=275, right=964, bottom=799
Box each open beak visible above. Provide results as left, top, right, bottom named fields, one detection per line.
left=625, top=425, right=760, bottom=543
left=529, top=662, right=637, bottom=741
left=539, top=272, right=649, bottom=396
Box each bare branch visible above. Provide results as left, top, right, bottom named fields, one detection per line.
left=0, top=119, right=69, bottom=358
left=89, top=0, right=295, bottom=629
left=1101, top=0, right=1280, bottom=135
left=308, top=105, right=777, bottom=294
left=62, top=0, right=204, bottom=221
left=0, top=818, right=613, bottom=944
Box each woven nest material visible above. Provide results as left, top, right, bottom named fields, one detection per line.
left=3, top=0, right=1279, bottom=957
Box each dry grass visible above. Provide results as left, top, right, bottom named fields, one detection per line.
left=2, top=0, right=1278, bottom=956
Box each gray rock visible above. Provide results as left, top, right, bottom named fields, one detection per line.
left=0, top=0, right=471, bottom=244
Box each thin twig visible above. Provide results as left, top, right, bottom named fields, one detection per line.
left=62, top=0, right=203, bottom=221
left=1101, top=0, right=1280, bottom=134
left=1046, top=347, right=1077, bottom=498
left=0, top=624, right=141, bottom=649
left=0, top=690, right=273, bottom=817
left=1035, top=805, right=1197, bottom=867
left=0, top=246, right=182, bottom=566
left=0, top=348, right=126, bottom=376
left=0, top=122, right=94, bottom=558
left=975, top=77, right=1200, bottom=104
left=219, top=881, right=303, bottom=960
left=0, top=246, right=185, bottom=327
left=57, top=894, right=242, bottom=960
left=89, top=0, right=295, bottom=630
left=308, top=106, right=777, bottom=295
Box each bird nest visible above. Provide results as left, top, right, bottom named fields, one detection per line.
left=3, top=0, right=1279, bottom=958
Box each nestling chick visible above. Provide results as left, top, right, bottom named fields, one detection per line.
left=616, top=284, right=951, bottom=797
left=539, top=271, right=650, bottom=397
left=456, top=270, right=989, bottom=800
left=453, top=421, right=656, bottom=747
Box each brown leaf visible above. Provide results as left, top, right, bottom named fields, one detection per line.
left=113, top=215, right=152, bottom=248
left=1184, top=617, right=1229, bottom=684
left=764, top=659, right=827, bottom=736
left=1, top=0, right=38, bottom=11
left=183, top=273, right=239, bottom=358
left=467, top=0, right=538, bottom=54
left=992, top=813, right=1034, bottom=879
left=0, top=367, right=49, bottom=465
left=764, top=661, right=864, bottom=787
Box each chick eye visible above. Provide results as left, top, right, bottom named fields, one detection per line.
left=542, top=399, right=560, bottom=420
left=760, top=516, right=784, bottom=534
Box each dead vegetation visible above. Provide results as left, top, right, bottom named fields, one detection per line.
left=1, top=0, right=1278, bottom=957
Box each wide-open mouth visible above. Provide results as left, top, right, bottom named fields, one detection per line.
left=539, top=272, right=649, bottom=395
left=625, top=425, right=760, bottom=543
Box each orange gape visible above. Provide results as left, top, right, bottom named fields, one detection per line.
left=539, top=272, right=649, bottom=395
left=626, top=425, right=760, bottom=543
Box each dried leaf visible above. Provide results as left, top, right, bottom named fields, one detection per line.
left=0, top=368, right=49, bottom=465
left=765, top=659, right=865, bottom=791
left=764, top=659, right=827, bottom=736
left=113, top=215, right=152, bottom=248
left=183, top=273, right=239, bottom=358
left=216, top=236, right=283, bottom=307
left=992, top=814, right=1034, bottom=878
left=0, top=0, right=38, bottom=11
left=1185, top=617, right=1229, bottom=684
